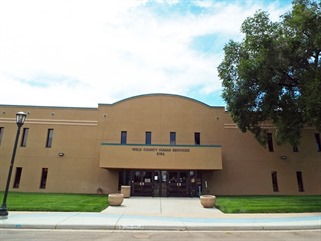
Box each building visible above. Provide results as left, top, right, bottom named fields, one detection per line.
left=0, top=94, right=320, bottom=196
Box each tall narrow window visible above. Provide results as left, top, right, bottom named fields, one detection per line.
left=20, top=128, right=29, bottom=147
left=121, top=131, right=127, bottom=144
left=293, top=146, right=299, bottom=152
left=296, top=171, right=304, bottom=192
left=194, top=132, right=200, bottom=145
left=170, top=132, right=176, bottom=145
left=315, top=133, right=321, bottom=152
left=145, top=131, right=151, bottom=145
left=0, top=127, right=3, bottom=146
left=271, top=171, right=279, bottom=192
left=267, top=133, right=274, bottom=152
left=13, top=167, right=22, bottom=189
left=46, top=129, right=54, bottom=148
left=40, top=168, right=48, bottom=189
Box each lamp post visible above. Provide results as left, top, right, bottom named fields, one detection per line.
left=0, top=111, right=27, bottom=219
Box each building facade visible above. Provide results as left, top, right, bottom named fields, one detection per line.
left=0, top=94, right=320, bottom=196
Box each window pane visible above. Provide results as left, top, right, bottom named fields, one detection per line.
left=170, top=132, right=176, bottom=145
left=271, top=171, right=279, bottom=192
left=13, top=167, right=23, bottom=189
left=121, top=131, right=127, bottom=144
left=21, top=128, right=29, bottom=147
left=296, top=171, right=304, bottom=192
left=0, top=127, right=3, bottom=145
left=194, top=132, right=200, bottom=145
left=145, top=131, right=151, bottom=145
left=267, top=133, right=274, bottom=152
left=40, top=168, right=48, bottom=189
left=46, top=129, right=54, bottom=148
left=315, top=133, right=321, bottom=152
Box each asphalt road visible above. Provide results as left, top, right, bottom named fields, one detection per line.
left=1, top=229, right=320, bottom=241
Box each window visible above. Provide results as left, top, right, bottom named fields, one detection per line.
left=271, top=171, right=279, bottom=192
left=0, top=127, right=3, bottom=146
left=121, top=131, right=127, bottom=144
left=46, top=129, right=54, bottom=148
left=267, top=133, right=274, bottom=152
left=293, top=146, right=299, bottom=152
left=13, top=167, right=22, bottom=189
left=296, top=171, right=304, bottom=192
left=194, top=132, right=200, bottom=145
left=315, top=133, right=321, bottom=152
left=40, top=168, right=48, bottom=189
left=170, top=132, right=176, bottom=145
left=20, top=128, right=29, bottom=147
left=145, top=131, right=151, bottom=145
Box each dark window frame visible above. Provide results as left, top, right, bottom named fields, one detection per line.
left=0, top=127, right=3, bottom=146
left=121, top=131, right=127, bottom=144
left=145, top=131, right=152, bottom=145
left=271, top=171, right=279, bottom=192
left=170, top=132, right=176, bottom=145
left=40, top=168, right=48, bottom=189
left=296, top=171, right=304, bottom=192
left=20, top=128, right=29, bottom=147
left=267, top=133, right=274, bottom=152
left=194, top=132, right=200, bottom=145
left=46, top=129, right=54, bottom=148
left=315, top=133, right=321, bottom=152
left=13, top=167, right=23, bottom=189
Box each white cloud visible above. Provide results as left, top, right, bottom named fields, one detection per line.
left=0, top=0, right=291, bottom=107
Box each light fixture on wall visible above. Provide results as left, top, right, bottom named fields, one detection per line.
left=58, top=152, right=64, bottom=157
left=280, top=155, right=287, bottom=160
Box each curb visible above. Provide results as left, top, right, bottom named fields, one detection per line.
left=1, top=223, right=320, bottom=231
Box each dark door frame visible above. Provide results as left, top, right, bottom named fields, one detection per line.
left=120, top=169, right=202, bottom=197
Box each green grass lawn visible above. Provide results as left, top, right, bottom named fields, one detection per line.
left=0, top=193, right=320, bottom=213
left=215, top=195, right=321, bottom=213
left=0, top=192, right=108, bottom=212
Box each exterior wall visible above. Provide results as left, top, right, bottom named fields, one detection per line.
left=207, top=112, right=321, bottom=195
left=97, top=95, right=224, bottom=146
left=0, top=94, right=320, bottom=195
left=0, top=106, right=118, bottom=194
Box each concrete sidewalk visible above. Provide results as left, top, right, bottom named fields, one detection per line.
left=0, top=197, right=320, bottom=231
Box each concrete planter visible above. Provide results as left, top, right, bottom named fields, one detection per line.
left=108, top=193, right=124, bottom=206
left=121, top=185, right=131, bottom=198
left=200, top=195, right=216, bottom=208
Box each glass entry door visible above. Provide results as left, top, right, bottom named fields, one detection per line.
left=125, top=170, right=202, bottom=197
left=152, top=170, right=169, bottom=197
left=168, top=171, right=188, bottom=197
left=131, top=171, right=153, bottom=196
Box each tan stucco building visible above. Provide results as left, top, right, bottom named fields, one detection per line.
left=1, top=94, right=320, bottom=196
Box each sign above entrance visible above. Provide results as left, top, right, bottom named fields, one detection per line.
left=132, top=147, right=190, bottom=156
left=100, top=143, right=223, bottom=170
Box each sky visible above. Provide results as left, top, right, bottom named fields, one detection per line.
left=0, top=0, right=292, bottom=108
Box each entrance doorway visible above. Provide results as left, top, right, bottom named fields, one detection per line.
left=131, top=170, right=154, bottom=196
left=119, top=170, right=202, bottom=197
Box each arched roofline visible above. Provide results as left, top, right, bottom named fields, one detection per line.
left=99, top=93, right=222, bottom=108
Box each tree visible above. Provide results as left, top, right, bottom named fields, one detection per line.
left=218, top=0, right=321, bottom=147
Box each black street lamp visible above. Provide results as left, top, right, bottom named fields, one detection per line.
left=0, top=111, right=27, bottom=219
